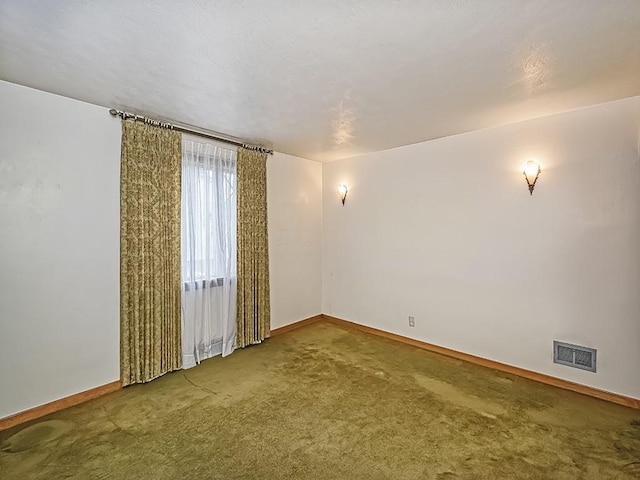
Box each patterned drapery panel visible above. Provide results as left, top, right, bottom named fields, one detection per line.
left=236, top=147, right=271, bottom=348
left=120, top=120, right=182, bottom=386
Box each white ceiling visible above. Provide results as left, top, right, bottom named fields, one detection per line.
left=1, top=1, right=639, bottom=162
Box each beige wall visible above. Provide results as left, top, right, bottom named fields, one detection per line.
left=322, top=96, right=640, bottom=400
left=268, top=152, right=323, bottom=328
left=0, top=80, right=121, bottom=418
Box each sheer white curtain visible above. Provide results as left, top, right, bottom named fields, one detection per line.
left=181, top=138, right=237, bottom=369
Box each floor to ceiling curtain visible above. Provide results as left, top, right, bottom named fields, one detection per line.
left=236, top=147, right=271, bottom=348
left=120, top=120, right=182, bottom=386
left=181, top=139, right=237, bottom=368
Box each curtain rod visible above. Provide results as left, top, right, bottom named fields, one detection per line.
left=109, top=109, right=273, bottom=155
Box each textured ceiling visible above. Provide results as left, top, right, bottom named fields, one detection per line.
left=1, top=1, right=639, bottom=161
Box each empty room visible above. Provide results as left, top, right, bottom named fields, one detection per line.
left=1, top=1, right=639, bottom=479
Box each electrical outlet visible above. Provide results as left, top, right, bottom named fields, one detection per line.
left=408, top=316, right=415, bottom=327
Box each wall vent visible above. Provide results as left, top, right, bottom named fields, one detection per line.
left=553, top=341, right=596, bottom=373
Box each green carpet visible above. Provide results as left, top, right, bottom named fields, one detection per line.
left=1, top=321, right=639, bottom=479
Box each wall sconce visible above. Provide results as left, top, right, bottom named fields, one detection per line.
left=523, top=160, right=541, bottom=195
left=338, top=184, right=348, bottom=205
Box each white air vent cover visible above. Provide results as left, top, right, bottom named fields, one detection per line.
left=553, top=341, right=596, bottom=372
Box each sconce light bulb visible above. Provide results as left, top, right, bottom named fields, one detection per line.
left=522, top=160, right=541, bottom=195
left=523, top=160, right=540, bottom=178
left=338, top=184, right=348, bottom=205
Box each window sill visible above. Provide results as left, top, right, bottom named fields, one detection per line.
left=183, top=277, right=227, bottom=291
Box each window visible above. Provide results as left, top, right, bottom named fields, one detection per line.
left=181, top=138, right=238, bottom=366
left=181, top=140, right=237, bottom=287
